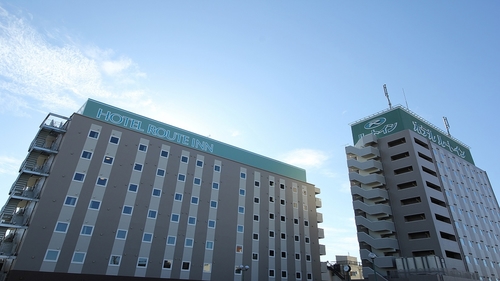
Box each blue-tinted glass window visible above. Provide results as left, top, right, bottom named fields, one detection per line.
left=181, top=156, right=188, bottom=163
left=81, top=225, right=93, bottom=235
left=167, top=236, right=176, bottom=245
left=196, top=160, right=203, bottom=167
left=138, top=144, right=147, bottom=152
left=89, top=200, right=101, bottom=210
left=152, top=188, right=161, bottom=197
left=96, top=177, right=107, bottom=186
left=208, top=220, right=216, bottom=228
left=123, top=206, right=133, bottom=215
left=143, top=233, right=153, bottom=242
left=178, top=174, right=186, bottom=182
left=239, top=189, right=245, bottom=196
left=157, top=169, right=165, bottom=177
left=171, top=213, right=180, bottom=222
left=188, top=216, right=196, bottom=225
left=174, top=193, right=183, bottom=201
left=237, top=225, right=244, bottom=232
left=134, top=163, right=143, bottom=171
left=240, top=172, right=246, bottom=179
left=44, top=250, right=60, bottom=261
left=210, top=200, right=217, bottom=208
left=72, top=252, right=86, bottom=263
left=194, top=178, right=201, bottom=185
left=191, top=196, right=199, bottom=204
left=212, top=182, right=219, bottom=190
left=81, top=151, right=92, bottom=159
left=148, top=210, right=157, bottom=219
left=88, top=130, right=99, bottom=139
left=116, top=229, right=127, bottom=239
left=103, top=156, right=114, bottom=164
left=160, top=150, right=169, bottom=157
left=73, top=173, right=85, bottom=182
left=214, top=165, right=221, bottom=172
left=55, top=222, right=69, bottom=233
left=64, top=196, right=77, bottom=206
left=109, top=136, right=120, bottom=144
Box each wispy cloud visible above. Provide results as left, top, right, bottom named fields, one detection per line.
left=0, top=6, right=149, bottom=115
left=281, top=148, right=329, bottom=168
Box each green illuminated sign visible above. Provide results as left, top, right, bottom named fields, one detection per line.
left=351, top=107, right=474, bottom=164
left=79, top=99, right=307, bottom=181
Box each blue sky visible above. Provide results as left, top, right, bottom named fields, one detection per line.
left=1, top=1, right=499, bottom=262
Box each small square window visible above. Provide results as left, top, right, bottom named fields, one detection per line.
left=306, top=255, right=311, bottom=261
left=307, top=273, right=312, bottom=280
left=157, top=169, right=165, bottom=177
left=253, top=215, right=259, bottom=221
left=103, top=156, right=114, bottom=164
left=148, top=210, right=157, bottom=219
left=240, top=172, right=246, bottom=179
left=239, top=189, right=245, bottom=196
left=96, top=177, right=108, bottom=186
left=269, top=250, right=275, bottom=256
left=185, top=238, right=194, bottom=247
left=304, top=220, right=309, bottom=226
left=208, top=220, right=216, bottom=228
left=55, top=222, right=69, bottom=233
left=152, top=188, right=161, bottom=197
left=81, top=151, right=92, bottom=159
left=212, top=182, right=219, bottom=190
left=73, top=172, right=85, bottom=182
left=214, top=165, right=221, bottom=172
left=171, top=213, right=180, bottom=222
left=194, top=178, right=201, bottom=185
left=196, top=160, right=203, bottom=167
left=269, top=231, right=275, bottom=237
left=254, top=197, right=260, bottom=203
left=238, top=206, right=244, bottom=214
left=280, top=199, right=285, bottom=205
left=254, top=181, right=260, bottom=187
left=188, top=216, right=196, bottom=225
left=109, top=136, right=120, bottom=144
left=203, top=263, right=212, bottom=273
left=253, top=233, right=259, bottom=240
left=129, top=183, right=138, bottom=192
left=293, top=202, right=298, bottom=208
left=237, top=225, right=244, bottom=233
left=294, top=235, right=299, bottom=242
left=269, top=270, right=275, bottom=277
left=269, top=196, right=274, bottom=202
left=206, top=241, right=214, bottom=249
left=178, top=174, right=186, bottom=182
left=109, top=255, right=121, bottom=266
left=89, top=200, right=101, bottom=210
left=81, top=225, right=93, bottom=236
left=210, top=201, right=217, bottom=208
left=281, top=233, right=286, bottom=239
left=270, top=213, right=275, bottom=219
left=163, top=259, right=172, bottom=269
left=174, top=193, right=183, bottom=201
left=296, top=272, right=302, bottom=279
left=45, top=250, right=60, bottom=262
left=88, top=130, right=99, bottom=139
left=137, top=257, right=148, bottom=267
left=280, top=183, right=285, bottom=189
left=160, top=150, right=169, bottom=158
left=281, top=216, right=286, bottom=222
left=295, top=253, right=301, bottom=260
left=282, top=271, right=287, bottom=278
left=236, top=245, right=243, bottom=253
left=182, top=261, right=190, bottom=270
left=72, top=252, right=86, bottom=263
left=252, top=253, right=258, bottom=260
left=305, top=237, right=310, bottom=243
left=138, top=144, right=147, bottom=152
left=181, top=156, right=189, bottom=163
left=143, top=233, right=153, bottom=242
left=294, top=218, right=299, bottom=224
left=191, top=196, right=199, bottom=205
left=270, top=181, right=274, bottom=186
left=116, top=229, right=127, bottom=239
left=281, top=251, right=286, bottom=258
left=64, top=196, right=77, bottom=206
left=122, top=205, right=133, bottom=215
left=167, top=236, right=176, bottom=245
left=134, top=163, right=143, bottom=171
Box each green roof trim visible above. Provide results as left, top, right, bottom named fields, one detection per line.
left=350, top=106, right=474, bottom=164
left=79, top=99, right=307, bottom=181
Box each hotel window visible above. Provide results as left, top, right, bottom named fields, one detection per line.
left=206, top=241, right=214, bottom=250
left=236, top=245, right=243, bottom=253
left=137, top=257, right=148, bottom=267
left=188, top=216, right=196, bottom=225
left=295, top=253, right=301, bottom=260
left=116, top=229, right=127, bottom=239
left=103, top=156, right=114, bottom=164
left=237, top=225, right=244, bottom=233
left=254, top=181, right=260, bottom=187
left=240, top=172, right=246, bottom=179
left=269, top=213, right=275, bottom=219
left=253, top=233, right=259, bottom=240
left=81, top=150, right=92, bottom=159
left=307, top=273, right=312, bottom=279
left=174, top=193, right=183, bottom=201
left=304, top=220, right=309, bottom=226
left=143, top=233, right=153, bottom=242
left=178, top=174, right=186, bottom=182
left=138, top=144, right=147, bottom=152
left=157, top=169, right=165, bottom=177
left=44, top=250, right=60, bottom=262
left=210, top=200, right=218, bottom=208
left=280, top=216, right=285, bottom=222
left=160, top=150, right=169, bottom=158
left=203, top=263, right=212, bottom=273
left=280, top=199, right=285, bottom=205
left=122, top=206, right=133, bottom=215
left=269, top=181, right=274, bottom=186
left=269, top=250, right=275, bottom=256
left=185, top=238, right=194, bottom=247
left=269, top=231, right=275, bottom=237
left=254, top=197, right=260, bottom=203
left=109, top=255, right=121, bottom=266
left=280, top=183, right=285, bottom=189
left=54, top=222, right=69, bottom=233
left=191, top=196, right=199, bottom=205
left=194, top=177, right=201, bottom=185
left=147, top=210, right=157, bottom=219
left=163, top=259, right=172, bottom=269
left=72, top=252, right=86, bottom=264
left=152, top=188, right=161, bottom=197
left=109, top=136, right=120, bottom=144
left=73, top=172, right=85, bottom=182
left=306, top=254, right=311, bottom=261
left=182, top=262, right=190, bottom=271
left=252, top=253, right=258, bottom=260
left=166, top=236, right=176, bottom=245
left=88, top=130, right=99, bottom=139
left=253, top=214, right=259, bottom=221
left=181, top=156, right=189, bottom=163
left=281, top=233, right=286, bottom=239
left=238, top=206, right=245, bottom=214
left=208, top=220, right=216, bottom=228
left=196, top=160, right=203, bottom=167
left=133, top=163, right=143, bottom=171
left=239, top=189, right=245, bottom=196
left=281, top=251, right=287, bottom=258
left=212, top=182, right=219, bottom=190
left=281, top=271, right=287, bottom=278
left=269, top=270, right=275, bottom=277
left=293, top=202, right=298, bottom=209
left=296, top=272, right=302, bottom=279
left=305, top=237, right=310, bottom=243
left=129, top=183, right=138, bottom=192
left=89, top=200, right=101, bottom=210
left=294, top=218, right=299, bottom=224
left=64, top=196, right=77, bottom=206
left=214, top=165, right=221, bottom=172
left=269, top=196, right=274, bottom=202
left=96, top=177, right=108, bottom=186
left=80, top=225, right=93, bottom=236
left=294, top=235, right=299, bottom=242
left=293, top=186, right=298, bottom=192
left=171, top=214, right=180, bottom=222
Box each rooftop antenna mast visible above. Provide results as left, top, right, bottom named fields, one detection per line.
left=383, top=84, right=392, bottom=109
left=443, top=117, right=451, bottom=136
left=402, top=88, right=409, bottom=109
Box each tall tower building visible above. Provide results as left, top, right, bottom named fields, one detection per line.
left=0, top=99, right=326, bottom=281
left=346, top=106, right=500, bottom=281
